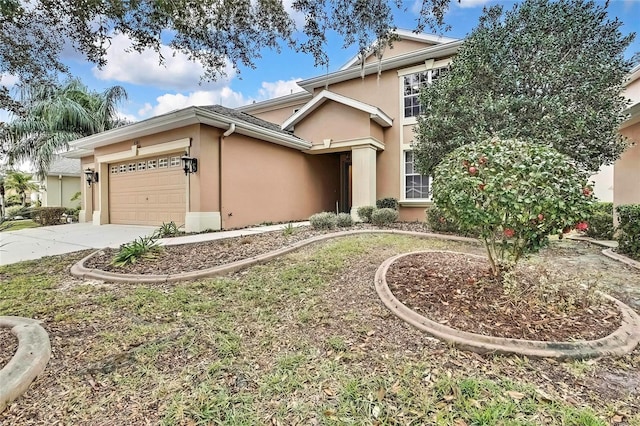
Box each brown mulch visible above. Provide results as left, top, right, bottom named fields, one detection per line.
left=0, top=327, right=18, bottom=370
left=385, top=251, right=622, bottom=341
left=84, top=222, right=432, bottom=275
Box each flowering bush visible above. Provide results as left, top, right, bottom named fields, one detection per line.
left=432, top=138, right=592, bottom=276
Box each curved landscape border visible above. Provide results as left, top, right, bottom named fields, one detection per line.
left=71, top=230, right=478, bottom=283
left=0, top=317, right=51, bottom=413
left=375, top=250, right=640, bottom=359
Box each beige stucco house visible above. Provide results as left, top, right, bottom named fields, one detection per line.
left=65, top=31, right=460, bottom=232
left=616, top=64, right=640, bottom=208
left=38, top=157, right=81, bottom=208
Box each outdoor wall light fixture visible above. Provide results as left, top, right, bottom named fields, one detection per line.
left=84, top=168, right=98, bottom=186
left=181, top=153, right=198, bottom=175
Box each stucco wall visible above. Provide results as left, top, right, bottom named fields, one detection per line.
left=624, top=78, right=640, bottom=104
left=589, top=165, right=614, bottom=203
left=189, top=125, right=220, bottom=214
left=247, top=98, right=310, bottom=125
left=294, top=101, right=372, bottom=145
left=43, top=175, right=80, bottom=208
left=364, top=39, right=435, bottom=65
left=615, top=122, right=640, bottom=206
left=220, top=133, right=339, bottom=229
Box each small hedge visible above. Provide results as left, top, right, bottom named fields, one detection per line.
left=309, top=212, right=337, bottom=230
left=336, top=212, right=354, bottom=227
left=584, top=202, right=614, bottom=240
left=616, top=204, right=640, bottom=261
left=356, top=206, right=375, bottom=223
left=376, top=197, right=399, bottom=210
left=371, top=208, right=398, bottom=226
left=425, top=205, right=479, bottom=237
left=31, top=207, right=66, bottom=226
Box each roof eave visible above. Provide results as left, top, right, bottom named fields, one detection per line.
left=236, top=91, right=312, bottom=113
left=303, top=40, right=463, bottom=92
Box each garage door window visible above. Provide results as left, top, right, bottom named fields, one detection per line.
left=170, top=156, right=181, bottom=167
left=148, top=159, right=157, bottom=169
left=128, top=163, right=136, bottom=172
left=119, top=164, right=127, bottom=173
left=158, top=158, right=168, bottom=168
left=138, top=161, right=147, bottom=171
left=111, top=166, right=118, bottom=174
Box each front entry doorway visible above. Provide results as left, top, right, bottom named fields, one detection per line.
left=339, top=153, right=352, bottom=213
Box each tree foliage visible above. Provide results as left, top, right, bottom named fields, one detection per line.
left=4, top=170, right=39, bottom=207
left=432, top=138, right=592, bottom=277
left=1, top=78, right=127, bottom=178
left=414, top=0, right=635, bottom=175
left=0, top=0, right=455, bottom=111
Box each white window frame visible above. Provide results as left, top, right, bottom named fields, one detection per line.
left=110, top=166, right=118, bottom=174
left=402, top=150, right=432, bottom=202
left=119, top=164, right=127, bottom=173
left=170, top=156, right=181, bottom=167
left=128, top=163, right=136, bottom=172
left=147, top=159, right=157, bottom=170
left=138, top=161, right=147, bottom=171
left=398, top=58, right=452, bottom=125
left=158, top=158, right=168, bottom=168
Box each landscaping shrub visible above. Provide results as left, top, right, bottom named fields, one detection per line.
left=584, top=202, right=614, bottom=240
left=433, top=137, right=592, bottom=277
left=425, top=205, right=477, bottom=236
left=356, top=206, right=375, bottom=223
left=4, top=205, right=23, bottom=219
left=112, top=235, right=163, bottom=266
left=371, top=207, right=398, bottom=226
left=336, top=212, right=353, bottom=227
left=376, top=197, right=398, bottom=210
left=616, top=204, right=640, bottom=261
left=31, top=207, right=66, bottom=226
left=309, top=212, right=337, bottom=230
left=154, top=221, right=182, bottom=238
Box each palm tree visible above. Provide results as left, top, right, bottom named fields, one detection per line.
left=2, top=78, right=127, bottom=178
left=5, top=170, right=39, bottom=207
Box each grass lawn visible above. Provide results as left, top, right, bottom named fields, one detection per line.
left=0, top=219, right=40, bottom=232
left=0, top=234, right=639, bottom=425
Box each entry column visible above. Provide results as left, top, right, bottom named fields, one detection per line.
left=350, top=145, right=377, bottom=220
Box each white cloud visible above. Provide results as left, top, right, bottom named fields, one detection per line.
left=456, top=0, right=493, bottom=8
left=135, top=77, right=303, bottom=119
left=282, top=0, right=306, bottom=29
left=92, top=33, right=235, bottom=91
left=0, top=74, right=19, bottom=88
left=117, top=110, right=138, bottom=123
left=258, top=78, right=303, bottom=99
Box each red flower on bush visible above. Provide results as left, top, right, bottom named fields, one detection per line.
left=503, top=228, right=515, bottom=238
left=468, top=166, right=478, bottom=175
left=582, top=187, right=592, bottom=197
left=575, top=221, right=589, bottom=231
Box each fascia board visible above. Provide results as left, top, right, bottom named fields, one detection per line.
left=237, top=91, right=312, bottom=112
left=625, top=64, right=640, bottom=87
left=309, top=40, right=462, bottom=90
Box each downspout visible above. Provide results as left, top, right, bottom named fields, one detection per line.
left=219, top=123, right=236, bottom=227
left=58, top=175, right=63, bottom=207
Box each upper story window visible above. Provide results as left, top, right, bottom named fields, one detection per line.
left=403, top=66, right=448, bottom=118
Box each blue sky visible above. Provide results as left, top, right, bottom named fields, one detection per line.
left=2, top=0, right=640, bottom=123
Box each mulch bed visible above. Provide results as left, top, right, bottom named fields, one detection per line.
left=84, top=222, right=433, bottom=275
left=385, top=252, right=622, bottom=341
left=0, top=327, right=18, bottom=370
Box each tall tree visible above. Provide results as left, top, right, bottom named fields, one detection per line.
left=413, top=0, right=635, bottom=175
left=4, top=170, right=38, bottom=206
left=0, top=0, right=455, bottom=111
left=2, top=78, right=127, bottom=178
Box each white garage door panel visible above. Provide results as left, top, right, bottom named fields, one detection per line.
left=109, top=155, right=186, bottom=226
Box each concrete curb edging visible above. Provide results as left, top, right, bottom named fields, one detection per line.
left=0, top=317, right=51, bottom=413
left=602, top=248, right=640, bottom=271
left=375, top=250, right=640, bottom=359
left=70, top=230, right=479, bottom=283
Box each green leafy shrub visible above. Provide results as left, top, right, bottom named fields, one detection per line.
left=616, top=204, right=640, bottom=261
left=282, top=223, right=295, bottom=236
left=356, top=206, right=375, bottom=223
left=112, top=235, right=164, bottom=267
left=309, top=212, right=337, bottom=230
left=154, top=221, right=182, bottom=238
left=31, top=207, right=66, bottom=225
left=371, top=208, right=398, bottom=226
left=433, top=138, right=592, bottom=277
left=336, top=212, right=354, bottom=227
left=4, top=205, right=23, bottom=219
left=376, top=197, right=398, bottom=210
left=425, top=205, right=478, bottom=236
left=584, top=202, right=614, bottom=240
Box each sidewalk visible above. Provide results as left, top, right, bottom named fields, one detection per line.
left=158, top=222, right=310, bottom=246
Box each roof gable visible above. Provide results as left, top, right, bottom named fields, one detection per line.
left=281, top=90, right=393, bottom=131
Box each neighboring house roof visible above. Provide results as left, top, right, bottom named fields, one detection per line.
left=339, top=29, right=459, bottom=71
left=297, top=40, right=463, bottom=93
left=64, top=105, right=311, bottom=158
left=281, top=90, right=393, bottom=131
left=237, top=91, right=312, bottom=114
left=46, top=156, right=81, bottom=177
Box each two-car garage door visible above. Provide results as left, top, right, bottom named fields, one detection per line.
left=109, top=153, right=186, bottom=226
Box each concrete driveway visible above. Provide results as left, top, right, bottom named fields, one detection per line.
left=0, top=223, right=157, bottom=266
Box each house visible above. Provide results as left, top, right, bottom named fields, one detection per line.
left=615, top=64, right=640, bottom=208
left=38, top=156, right=81, bottom=208
left=64, top=30, right=460, bottom=232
